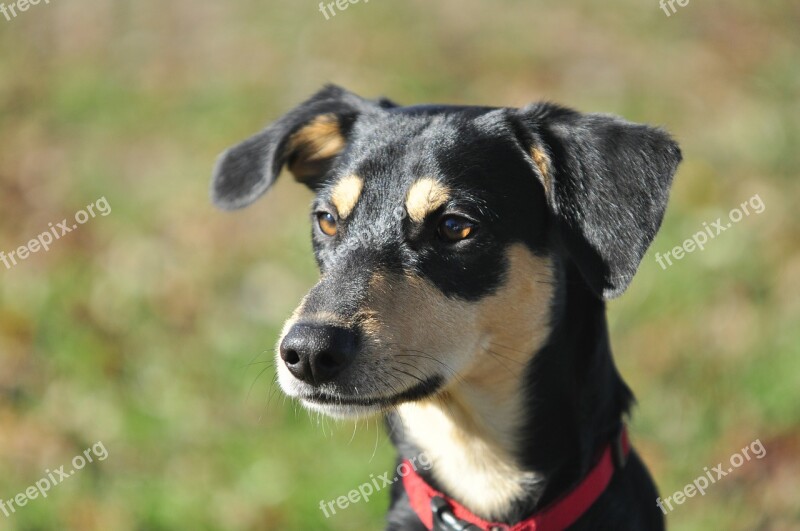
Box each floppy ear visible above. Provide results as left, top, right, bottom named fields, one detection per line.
left=513, top=103, right=682, bottom=299
left=211, top=85, right=388, bottom=210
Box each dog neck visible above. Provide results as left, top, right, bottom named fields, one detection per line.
left=390, top=264, right=632, bottom=522
left=396, top=385, right=543, bottom=519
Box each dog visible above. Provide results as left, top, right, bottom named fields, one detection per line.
left=211, top=85, right=681, bottom=530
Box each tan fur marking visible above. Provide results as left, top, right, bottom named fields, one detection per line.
left=330, top=175, right=364, bottom=219
left=405, top=177, right=450, bottom=223
left=531, top=146, right=551, bottom=195
left=286, top=114, right=346, bottom=181
left=384, top=245, right=554, bottom=518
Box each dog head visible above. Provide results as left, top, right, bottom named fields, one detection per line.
left=212, top=85, right=681, bottom=419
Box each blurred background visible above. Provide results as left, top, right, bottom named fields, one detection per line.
left=0, top=0, right=798, bottom=529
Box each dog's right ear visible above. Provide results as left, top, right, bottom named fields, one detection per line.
left=211, top=85, right=388, bottom=210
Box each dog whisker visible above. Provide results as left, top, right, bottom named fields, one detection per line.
left=393, top=368, right=428, bottom=388
left=265, top=372, right=281, bottom=409
left=247, top=365, right=272, bottom=401
left=484, top=347, right=527, bottom=367
left=488, top=341, right=532, bottom=356
left=392, top=360, right=432, bottom=382
left=394, top=349, right=458, bottom=376
left=241, top=349, right=271, bottom=370
left=481, top=350, right=518, bottom=376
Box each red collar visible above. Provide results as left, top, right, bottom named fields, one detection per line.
left=402, top=428, right=630, bottom=531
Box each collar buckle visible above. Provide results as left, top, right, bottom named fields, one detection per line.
left=431, top=496, right=484, bottom=531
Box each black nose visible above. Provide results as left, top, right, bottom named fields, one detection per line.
left=279, top=324, right=358, bottom=385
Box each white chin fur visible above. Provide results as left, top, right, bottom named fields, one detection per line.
left=301, top=399, right=385, bottom=419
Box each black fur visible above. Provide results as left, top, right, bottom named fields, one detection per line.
left=212, top=85, right=681, bottom=530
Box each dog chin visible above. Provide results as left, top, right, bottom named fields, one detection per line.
left=278, top=368, right=446, bottom=419
left=300, top=399, right=385, bottom=419
left=277, top=371, right=392, bottom=418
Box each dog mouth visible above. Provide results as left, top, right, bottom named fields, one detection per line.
left=299, top=374, right=444, bottom=410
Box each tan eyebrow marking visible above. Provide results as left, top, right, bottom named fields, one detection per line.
left=330, top=175, right=364, bottom=219
left=405, top=177, right=450, bottom=223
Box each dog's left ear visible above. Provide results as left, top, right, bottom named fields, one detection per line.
left=512, top=103, right=682, bottom=299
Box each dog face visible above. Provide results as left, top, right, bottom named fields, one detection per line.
left=212, top=85, right=681, bottom=419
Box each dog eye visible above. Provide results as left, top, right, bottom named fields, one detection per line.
left=437, top=215, right=476, bottom=242
left=316, top=212, right=338, bottom=237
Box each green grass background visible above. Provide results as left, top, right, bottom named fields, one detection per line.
left=0, top=1, right=798, bottom=529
